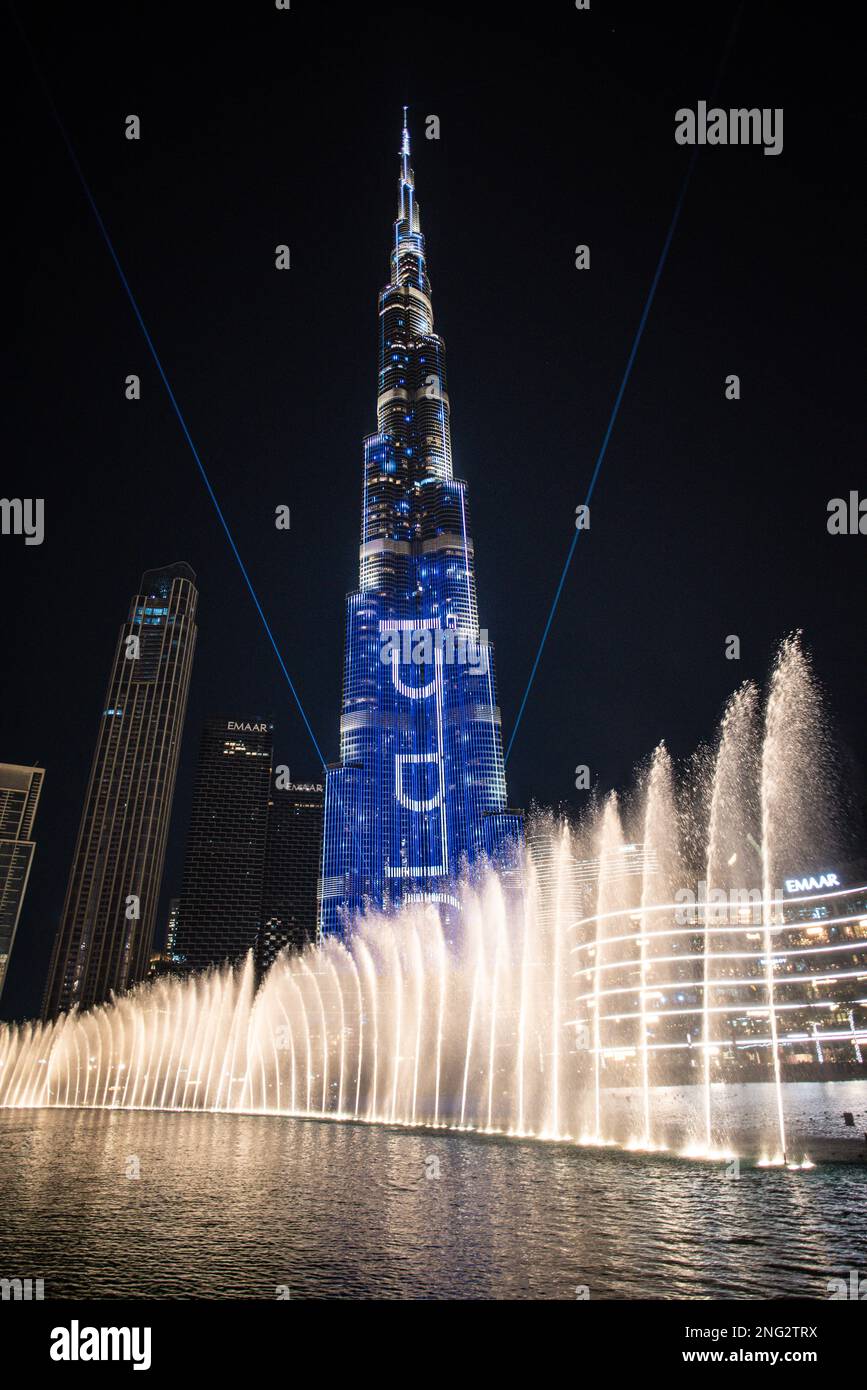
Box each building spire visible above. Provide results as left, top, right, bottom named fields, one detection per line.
left=401, top=105, right=410, bottom=160
left=397, top=107, right=414, bottom=226
left=393, top=108, right=426, bottom=288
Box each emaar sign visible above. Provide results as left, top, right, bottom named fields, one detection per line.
left=784, top=872, right=840, bottom=895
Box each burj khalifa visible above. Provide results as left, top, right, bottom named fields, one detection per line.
left=320, top=113, right=522, bottom=936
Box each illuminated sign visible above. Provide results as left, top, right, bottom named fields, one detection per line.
left=784, top=872, right=840, bottom=895
left=226, top=721, right=270, bottom=733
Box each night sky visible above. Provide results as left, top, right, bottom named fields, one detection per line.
left=2, top=2, right=863, bottom=1020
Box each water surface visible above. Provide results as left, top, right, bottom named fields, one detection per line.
left=1, top=1098, right=864, bottom=1299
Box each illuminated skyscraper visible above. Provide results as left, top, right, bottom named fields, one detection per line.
left=43, top=563, right=197, bottom=1017
left=0, top=763, right=44, bottom=1003
left=321, top=113, right=522, bottom=936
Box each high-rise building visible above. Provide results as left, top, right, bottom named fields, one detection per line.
left=258, top=777, right=324, bottom=972
left=43, top=563, right=197, bottom=1017
left=526, top=827, right=660, bottom=922
left=565, top=851, right=867, bottom=1085
left=165, top=896, right=181, bottom=960
left=320, top=113, right=522, bottom=936
left=174, top=717, right=273, bottom=972
left=0, top=764, right=44, bottom=1003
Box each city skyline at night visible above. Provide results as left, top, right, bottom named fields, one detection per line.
left=1, top=2, right=865, bottom=1331
left=2, top=7, right=863, bottom=1026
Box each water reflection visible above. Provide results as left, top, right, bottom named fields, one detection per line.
left=0, top=1107, right=863, bottom=1300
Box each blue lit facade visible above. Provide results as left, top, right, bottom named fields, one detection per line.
left=320, top=114, right=522, bottom=937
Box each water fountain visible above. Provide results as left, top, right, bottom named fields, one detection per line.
left=703, top=679, right=760, bottom=1155
left=1, top=636, right=864, bottom=1164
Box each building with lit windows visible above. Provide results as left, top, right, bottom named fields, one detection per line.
left=43, top=563, right=197, bottom=1017
left=174, top=717, right=273, bottom=973
left=165, top=896, right=181, bottom=960
left=257, top=779, right=324, bottom=972
left=0, top=763, right=44, bottom=1003
left=146, top=897, right=185, bottom=979
left=766, top=866, right=867, bottom=1074
left=527, top=832, right=660, bottom=919
left=176, top=724, right=326, bottom=975
left=320, top=113, right=522, bottom=936
left=567, top=857, right=867, bottom=1086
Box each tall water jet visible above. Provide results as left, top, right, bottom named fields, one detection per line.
left=433, top=916, right=447, bottom=1125
left=590, top=794, right=627, bottom=1141
left=483, top=875, right=510, bottom=1131
left=760, top=634, right=829, bottom=1161
left=638, top=743, right=679, bottom=1147
left=703, top=682, right=761, bottom=1151
left=544, top=825, right=572, bottom=1138
left=348, top=949, right=364, bottom=1118
left=514, top=854, right=540, bottom=1137
left=460, top=900, right=485, bottom=1127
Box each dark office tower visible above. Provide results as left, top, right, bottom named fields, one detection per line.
left=0, top=764, right=44, bottom=1003
left=175, top=718, right=273, bottom=972
left=42, top=564, right=197, bottom=1018
left=257, top=777, right=325, bottom=973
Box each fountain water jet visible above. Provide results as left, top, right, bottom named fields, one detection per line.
left=638, top=743, right=679, bottom=1148
left=703, top=682, right=760, bottom=1152
left=759, top=636, right=828, bottom=1161
left=590, top=795, right=626, bottom=1141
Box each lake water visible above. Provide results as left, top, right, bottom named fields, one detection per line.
left=1, top=1084, right=865, bottom=1300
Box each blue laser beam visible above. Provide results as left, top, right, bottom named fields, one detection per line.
left=505, top=5, right=745, bottom=768
left=12, top=7, right=327, bottom=771
left=504, top=147, right=699, bottom=768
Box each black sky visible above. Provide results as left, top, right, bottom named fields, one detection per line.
left=2, top=1, right=864, bottom=1019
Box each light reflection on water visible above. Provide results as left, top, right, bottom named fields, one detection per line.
left=0, top=1097, right=865, bottom=1300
